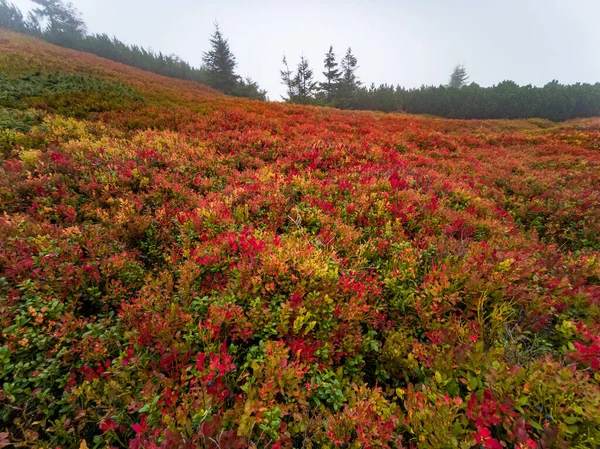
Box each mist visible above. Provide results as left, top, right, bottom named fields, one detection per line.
left=10, top=0, right=600, bottom=100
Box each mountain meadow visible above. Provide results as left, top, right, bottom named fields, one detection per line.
left=1, top=30, right=600, bottom=449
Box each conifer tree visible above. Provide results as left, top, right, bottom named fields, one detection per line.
left=280, top=55, right=297, bottom=102
left=30, top=0, right=86, bottom=44
left=0, top=0, right=25, bottom=31
left=24, top=11, right=42, bottom=35
left=202, top=22, right=239, bottom=93
left=232, top=76, right=268, bottom=101
left=319, top=45, right=341, bottom=104
left=293, top=54, right=317, bottom=104
left=448, top=64, right=469, bottom=88
left=337, top=47, right=361, bottom=108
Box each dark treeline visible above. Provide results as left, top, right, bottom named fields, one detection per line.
left=354, top=80, right=600, bottom=122
left=282, top=49, right=600, bottom=121
left=0, top=0, right=267, bottom=100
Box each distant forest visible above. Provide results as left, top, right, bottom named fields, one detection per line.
left=2, top=0, right=600, bottom=121
left=282, top=50, right=600, bottom=122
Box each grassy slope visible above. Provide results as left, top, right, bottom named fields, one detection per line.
left=1, top=30, right=599, bottom=449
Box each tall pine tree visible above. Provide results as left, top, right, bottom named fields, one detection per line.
left=280, top=55, right=297, bottom=102
left=448, top=64, right=469, bottom=88
left=293, top=55, right=317, bottom=104
left=319, top=45, right=341, bottom=104
left=30, top=0, right=86, bottom=45
left=0, top=0, right=25, bottom=31
left=337, top=47, right=361, bottom=108
left=202, top=22, right=239, bottom=93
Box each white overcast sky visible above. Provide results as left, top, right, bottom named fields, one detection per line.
left=11, top=0, right=600, bottom=100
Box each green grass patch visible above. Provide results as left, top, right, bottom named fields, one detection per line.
left=0, top=107, right=43, bottom=132
left=0, top=72, right=144, bottom=118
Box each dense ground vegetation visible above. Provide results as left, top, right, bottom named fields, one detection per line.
left=1, top=31, right=600, bottom=449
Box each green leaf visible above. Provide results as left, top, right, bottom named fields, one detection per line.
left=529, top=420, right=543, bottom=431
left=139, top=395, right=160, bottom=413
left=468, top=376, right=478, bottom=391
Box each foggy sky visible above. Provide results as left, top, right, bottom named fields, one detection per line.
left=11, top=0, right=600, bottom=100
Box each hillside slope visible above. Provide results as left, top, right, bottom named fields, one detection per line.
left=1, top=31, right=599, bottom=449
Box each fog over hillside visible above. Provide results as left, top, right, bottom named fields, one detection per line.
left=10, top=0, right=600, bottom=99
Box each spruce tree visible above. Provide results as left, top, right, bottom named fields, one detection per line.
left=232, top=77, right=268, bottom=101
left=24, top=11, right=42, bottom=35
left=280, top=55, right=297, bottom=102
left=202, top=22, right=239, bottom=93
left=293, top=55, right=317, bottom=104
left=448, top=64, right=469, bottom=89
left=0, top=0, right=25, bottom=31
left=338, top=47, right=361, bottom=108
left=31, top=0, right=86, bottom=44
left=319, top=45, right=341, bottom=104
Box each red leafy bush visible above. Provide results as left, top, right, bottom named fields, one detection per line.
left=1, top=30, right=599, bottom=448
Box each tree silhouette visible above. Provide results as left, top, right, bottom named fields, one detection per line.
left=202, top=22, right=239, bottom=93
left=319, top=45, right=341, bottom=104
left=337, top=47, right=361, bottom=108
left=448, top=64, right=469, bottom=89
left=293, top=55, right=317, bottom=104
left=30, top=0, right=86, bottom=44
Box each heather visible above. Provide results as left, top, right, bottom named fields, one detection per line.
left=0, top=30, right=599, bottom=449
